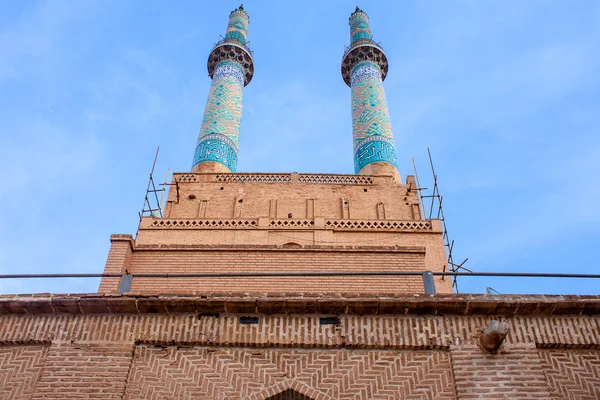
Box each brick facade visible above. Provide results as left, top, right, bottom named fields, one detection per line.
left=99, top=173, right=451, bottom=295
left=1, top=294, right=599, bottom=399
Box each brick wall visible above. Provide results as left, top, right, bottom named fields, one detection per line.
left=104, top=172, right=452, bottom=295
left=1, top=295, right=599, bottom=399
left=124, top=247, right=426, bottom=294
left=31, top=341, right=134, bottom=400
left=164, top=173, right=421, bottom=221
left=451, top=344, right=552, bottom=399
left=0, top=344, right=48, bottom=400
left=125, top=346, right=456, bottom=399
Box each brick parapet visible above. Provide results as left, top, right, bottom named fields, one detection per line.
left=97, top=234, right=134, bottom=293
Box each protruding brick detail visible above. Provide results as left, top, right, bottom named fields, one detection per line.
left=0, top=344, right=48, bottom=400
left=98, top=234, right=134, bottom=293
left=450, top=344, right=552, bottom=399
left=124, top=346, right=456, bottom=399
left=538, top=348, right=600, bottom=399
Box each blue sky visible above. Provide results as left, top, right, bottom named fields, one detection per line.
left=1, top=1, right=599, bottom=295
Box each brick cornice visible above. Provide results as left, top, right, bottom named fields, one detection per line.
left=133, top=243, right=426, bottom=253
left=1, top=293, right=598, bottom=316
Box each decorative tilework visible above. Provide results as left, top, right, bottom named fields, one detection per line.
left=225, top=30, right=246, bottom=44
left=349, top=10, right=371, bottom=45
left=193, top=5, right=252, bottom=173
left=213, top=61, right=245, bottom=87
left=192, top=134, right=238, bottom=171
left=350, top=60, right=397, bottom=173
left=194, top=60, right=244, bottom=172
left=225, top=9, right=249, bottom=44
left=354, top=136, right=398, bottom=172
left=350, top=62, right=381, bottom=87
left=352, top=31, right=372, bottom=42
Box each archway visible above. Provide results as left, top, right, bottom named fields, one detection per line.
left=265, top=389, right=313, bottom=400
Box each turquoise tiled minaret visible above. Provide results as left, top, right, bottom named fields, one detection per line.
left=192, top=5, right=254, bottom=173
left=341, top=7, right=400, bottom=180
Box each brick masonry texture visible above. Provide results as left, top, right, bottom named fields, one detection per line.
left=450, top=344, right=552, bottom=399
left=31, top=341, right=134, bottom=400
left=0, top=344, right=48, bottom=400
left=538, top=348, right=600, bottom=399
left=126, top=247, right=426, bottom=294
left=99, top=172, right=452, bottom=295
left=0, top=294, right=599, bottom=399
left=124, top=346, right=456, bottom=399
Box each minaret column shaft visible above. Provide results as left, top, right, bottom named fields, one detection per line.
left=192, top=6, right=254, bottom=173
left=350, top=61, right=397, bottom=175
left=342, top=8, right=400, bottom=181
left=193, top=61, right=244, bottom=172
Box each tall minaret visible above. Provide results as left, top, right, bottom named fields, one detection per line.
left=341, top=7, right=400, bottom=182
left=192, top=5, right=254, bottom=173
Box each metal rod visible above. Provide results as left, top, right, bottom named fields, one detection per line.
left=411, top=157, right=426, bottom=220
left=1, top=272, right=600, bottom=279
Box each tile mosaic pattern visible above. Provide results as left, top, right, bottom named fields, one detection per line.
left=349, top=9, right=372, bottom=44
left=350, top=61, right=397, bottom=173
left=225, top=8, right=249, bottom=44
left=193, top=60, right=244, bottom=171
left=194, top=6, right=250, bottom=172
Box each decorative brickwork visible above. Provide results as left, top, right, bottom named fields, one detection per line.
left=145, top=218, right=432, bottom=232
left=269, top=219, right=315, bottom=228
left=0, top=344, right=48, bottom=400
left=149, top=218, right=258, bottom=228
left=325, top=219, right=431, bottom=231
left=124, top=346, right=456, bottom=400
left=0, top=295, right=599, bottom=399
left=538, top=348, right=600, bottom=399
left=215, top=173, right=292, bottom=183
left=1, top=296, right=599, bottom=348
left=297, top=174, right=374, bottom=185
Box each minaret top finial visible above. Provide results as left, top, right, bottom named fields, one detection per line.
left=352, top=6, right=365, bottom=16
left=230, top=4, right=248, bottom=18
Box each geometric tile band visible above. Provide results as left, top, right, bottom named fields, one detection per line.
left=349, top=9, right=372, bottom=44
left=350, top=60, right=397, bottom=173
left=354, top=136, right=398, bottom=172
left=225, top=8, right=249, bottom=44
left=192, top=133, right=239, bottom=171
left=193, top=60, right=244, bottom=171
left=124, top=345, right=457, bottom=400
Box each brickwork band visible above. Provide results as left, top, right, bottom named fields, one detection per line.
left=192, top=6, right=253, bottom=173
left=342, top=8, right=399, bottom=177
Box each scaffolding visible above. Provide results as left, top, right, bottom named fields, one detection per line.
left=138, top=147, right=167, bottom=221
left=413, top=148, right=470, bottom=292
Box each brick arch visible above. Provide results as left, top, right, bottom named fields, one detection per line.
left=250, top=380, right=333, bottom=400
left=265, top=389, right=312, bottom=400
